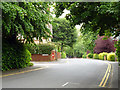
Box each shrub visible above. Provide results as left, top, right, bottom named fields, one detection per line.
left=82, top=53, right=87, bottom=58
left=2, top=38, right=32, bottom=71
left=107, top=53, right=116, bottom=61
left=63, top=46, right=74, bottom=58
left=25, top=43, right=55, bottom=54
left=27, top=62, right=34, bottom=67
left=94, top=36, right=115, bottom=54
left=115, top=40, right=120, bottom=62
left=76, top=52, right=83, bottom=58
left=87, top=53, right=93, bottom=58
left=93, top=54, right=99, bottom=59
left=61, top=52, right=66, bottom=58
left=98, top=52, right=108, bottom=60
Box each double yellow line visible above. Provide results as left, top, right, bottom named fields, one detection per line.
left=99, top=62, right=111, bottom=87
left=0, top=66, right=49, bottom=78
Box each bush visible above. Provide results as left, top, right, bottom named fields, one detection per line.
left=98, top=52, right=108, bottom=60
left=87, top=53, right=93, bottom=58
left=94, top=36, right=115, bottom=54
left=93, top=54, right=99, bottom=59
left=76, top=51, right=83, bottom=58
left=82, top=53, right=87, bottom=58
left=2, top=38, right=32, bottom=71
left=63, top=46, right=74, bottom=58
left=107, top=53, right=116, bottom=61
left=61, top=52, right=66, bottom=58
left=25, top=43, right=55, bottom=54
left=115, top=40, right=120, bottom=62
left=27, top=62, right=34, bottom=67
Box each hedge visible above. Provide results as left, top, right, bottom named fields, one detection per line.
left=98, top=52, right=108, bottom=60
left=61, top=52, right=66, bottom=58
left=107, top=53, right=116, bottom=61
left=2, top=38, right=32, bottom=71
left=25, top=43, right=55, bottom=55
left=93, top=54, right=99, bottom=59
left=87, top=53, right=93, bottom=58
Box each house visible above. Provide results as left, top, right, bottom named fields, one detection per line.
left=17, top=23, right=53, bottom=44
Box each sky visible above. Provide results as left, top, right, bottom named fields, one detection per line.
left=50, top=7, right=82, bottom=30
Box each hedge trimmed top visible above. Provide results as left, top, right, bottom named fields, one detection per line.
left=25, top=43, right=55, bottom=55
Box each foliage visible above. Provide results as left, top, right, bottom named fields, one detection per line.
left=2, top=38, right=32, bottom=71
left=52, top=18, right=77, bottom=51
left=74, top=31, right=98, bottom=54
left=27, top=62, right=34, bottom=67
left=25, top=43, right=55, bottom=55
left=55, top=2, right=120, bottom=37
left=107, top=53, right=116, bottom=61
left=93, top=54, right=99, bottom=59
left=87, top=53, right=93, bottom=58
left=98, top=52, right=108, bottom=60
left=82, top=53, right=87, bottom=58
left=94, top=36, right=116, bottom=54
left=76, top=51, right=83, bottom=58
left=2, top=2, right=52, bottom=43
left=114, top=40, right=120, bottom=62
left=63, top=46, right=74, bottom=58
left=61, top=52, right=66, bottom=58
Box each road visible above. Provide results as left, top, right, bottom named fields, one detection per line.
left=2, top=58, right=118, bottom=88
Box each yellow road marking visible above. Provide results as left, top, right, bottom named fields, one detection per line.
left=99, top=64, right=110, bottom=87
left=102, top=63, right=111, bottom=87
left=99, top=62, right=111, bottom=87
left=102, top=73, right=110, bottom=87
left=0, top=66, right=49, bottom=78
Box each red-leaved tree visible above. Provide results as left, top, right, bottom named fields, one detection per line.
left=94, top=36, right=116, bottom=54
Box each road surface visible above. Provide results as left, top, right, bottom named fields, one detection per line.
left=1, top=58, right=118, bottom=88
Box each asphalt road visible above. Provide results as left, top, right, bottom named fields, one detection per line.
left=2, top=58, right=118, bottom=88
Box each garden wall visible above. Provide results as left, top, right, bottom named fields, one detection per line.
left=31, top=50, right=61, bottom=61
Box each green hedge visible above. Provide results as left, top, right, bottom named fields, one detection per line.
left=93, top=54, right=99, bottom=59
left=25, top=43, right=55, bottom=55
left=61, top=52, right=66, bottom=58
left=107, top=53, right=116, bottom=61
left=82, top=53, right=87, bottom=58
left=98, top=52, right=108, bottom=60
left=2, top=39, right=32, bottom=71
left=87, top=53, right=93, bottom=58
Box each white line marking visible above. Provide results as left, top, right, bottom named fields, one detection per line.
left=62, top=82, right=69, bottom=87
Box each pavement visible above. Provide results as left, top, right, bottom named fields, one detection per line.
left=0, top=58, right=119, bottom=89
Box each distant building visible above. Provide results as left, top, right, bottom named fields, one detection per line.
left=18, top=23, right=53, bottom=44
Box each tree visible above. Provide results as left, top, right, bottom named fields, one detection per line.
left=74, top=31, right=98, bottom=54
left=94, top=36, right=116, bottom=54
left=55, top=2, right=120, bottom=37
left=2, top=2, right=52, bottom=43
left=52, top=18, right=77, bottom=51
left=1, top=2, right=53, bottom=70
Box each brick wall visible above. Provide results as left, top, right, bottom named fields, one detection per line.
left=31, top=50, right=61, bottom=61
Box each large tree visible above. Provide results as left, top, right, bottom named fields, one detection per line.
left=52, top=18, right=77, bottom=51
left=2, top=2, right=52, bottom=42
left=2, top=2, right=53, bottom=71
left=55, top=2, right=120, bottom=37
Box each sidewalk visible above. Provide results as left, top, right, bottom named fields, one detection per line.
left=2, top=60, right=62, bottom=77
left=2, top=62, right=46, bottom=76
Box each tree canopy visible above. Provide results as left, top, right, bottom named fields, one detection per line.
left=52, top=18, right=77, bottom=50
left=55, top=2, right=120, bottom=37
left=2, top=2, right=52, bottom=43
left=74, top=31, right=98, bottom=54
